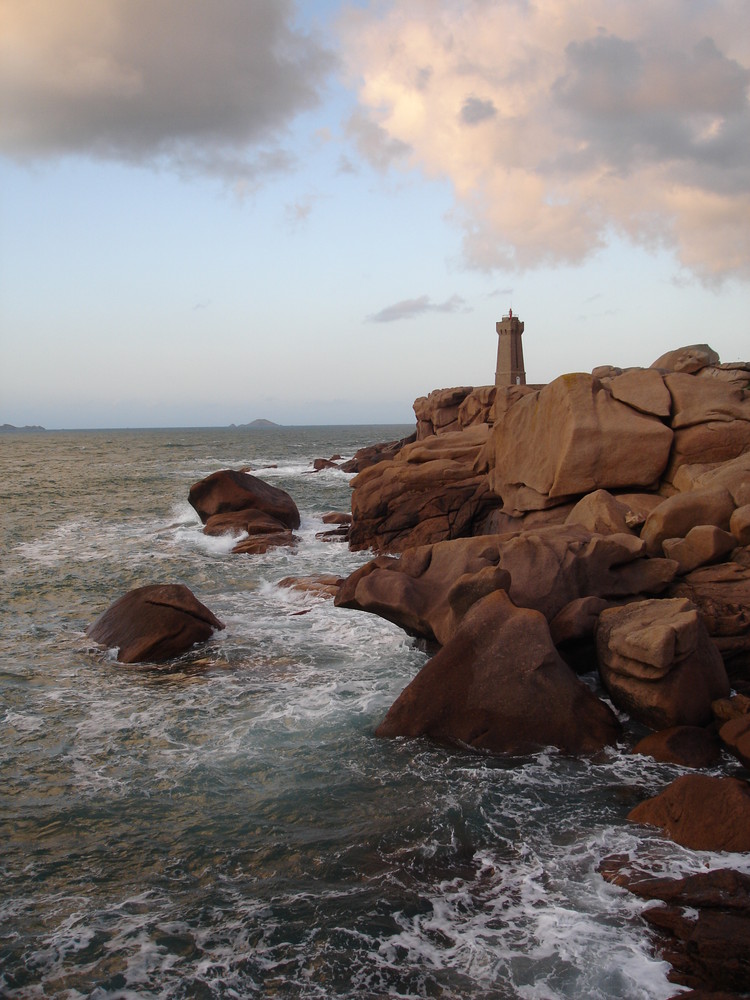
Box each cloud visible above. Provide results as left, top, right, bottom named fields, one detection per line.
left=339, top=0, right=750, bottom=281
left=460, top=96, right=497, bottom=125
left=0, top=0, right=334, bottom=182
left=368, top=293, right=469, bottom=323
left=345, top=108, right=411, bottom=172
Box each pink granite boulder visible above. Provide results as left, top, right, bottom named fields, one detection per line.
left=88, top=584, right=224, bottom=664
left=487, top=372, right=673, bottom=514
left=628, top=774, right=750, bottom=851
left=632, top=726, right=722, bottom=769
left=188, top=469, right=300, bottom=529
left=595, top=598, right=729, bottom=729
left=375, top=589, right=620, bottom=755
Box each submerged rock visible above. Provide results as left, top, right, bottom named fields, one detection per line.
left=277, top=575, right=344, bottom=599
left=231, top=531, right=298, bottom=554
left=88, top=584, right=224, bottom=664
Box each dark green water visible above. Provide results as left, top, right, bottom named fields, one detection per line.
left=0, top=427, right=730, bottom=999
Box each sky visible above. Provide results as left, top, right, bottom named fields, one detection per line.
left=1, top=0, right=749, bottom=428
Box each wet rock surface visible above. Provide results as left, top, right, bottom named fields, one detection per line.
left=188, top=468, right=301, bottom=554
left=189, top=468, right=301, bottom=528
left=600, top=856, right=750, bottom=995
left=627, top=774, right=750, bottom=852
left=631, top=725, right=723, bottom=769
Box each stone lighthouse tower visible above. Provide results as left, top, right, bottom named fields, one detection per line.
left=495, top=309, right=525, bottom=387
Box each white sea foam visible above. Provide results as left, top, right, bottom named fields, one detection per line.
left=3, top=710, right=45, bottom=732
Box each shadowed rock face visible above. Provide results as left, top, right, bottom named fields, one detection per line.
left=188, top=469, right=300, bottom=529
left=337, top=525, right=677, bottom=647
left=668, top=562, right=750, bottom=689
left=87, top=584, right=224, bottom=664
left=347, top=425, right=497, bottom=553
left=375, top=589, right=620, bottom=755
left=719, top=715, right=750, bottom=769
left=632, top=726, right=722, bottom=769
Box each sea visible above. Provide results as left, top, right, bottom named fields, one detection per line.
left=2, top=425, right=746, bottom=1000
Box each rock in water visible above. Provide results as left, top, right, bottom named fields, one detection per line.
left=719, top=715, right=750, bottom=769
left=599, top=858, right=750, bottom=994
left=188, top=469, right=300, bottom=529
left=628, top=774, right=750, bottom=851
left=375, top=589, right=620, bottom=755
left=88, top=584, right=225, bottom=664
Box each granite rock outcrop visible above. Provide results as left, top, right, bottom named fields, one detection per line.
left=337, top=526, right=677, bottom=647
left=595, top=598, right=729, bottom=729
left=336, top=344, right=749, bottom=769
left=348, top=425, right=496, bottom=553
left=631, top=725, right=722, bottom=769
left=334, top=342, right=749, bottom=990
left=487, top=371, right=674, bottom=515
left=627, top=774, right=750, bottom=852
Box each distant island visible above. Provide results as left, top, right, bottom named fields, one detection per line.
left=230, top=419, right=280, bottom=428
left=1, top=423, right=45, bottom=433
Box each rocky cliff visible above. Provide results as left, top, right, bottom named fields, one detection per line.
left=338, top=343, right=750, bottom=757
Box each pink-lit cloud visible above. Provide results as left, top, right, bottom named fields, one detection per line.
left=339, top=0, right=750, bottom=281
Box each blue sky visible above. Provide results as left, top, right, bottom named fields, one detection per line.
left=1, top=0, right=748, bottom=428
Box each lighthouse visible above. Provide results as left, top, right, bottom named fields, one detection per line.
left=495, top=309, right=526, bottom=387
